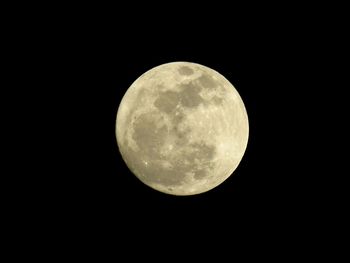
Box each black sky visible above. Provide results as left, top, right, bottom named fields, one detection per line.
left=52, top=27, right=301, bottom=229
left=21, top=5, right=336, bottom=255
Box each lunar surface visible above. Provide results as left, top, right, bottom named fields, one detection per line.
left=116, top=62, right=249, bottom=195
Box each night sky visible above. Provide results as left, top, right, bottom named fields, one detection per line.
left=22, top=6, right=331, bottom=255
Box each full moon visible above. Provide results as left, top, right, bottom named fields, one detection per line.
left=116, top=62, right=249, bottom=195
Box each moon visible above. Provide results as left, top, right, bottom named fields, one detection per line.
left=116, top=62, right=249, bottom=195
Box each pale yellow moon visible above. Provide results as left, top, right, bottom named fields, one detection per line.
left=116, top=62, right=249, bottom=195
